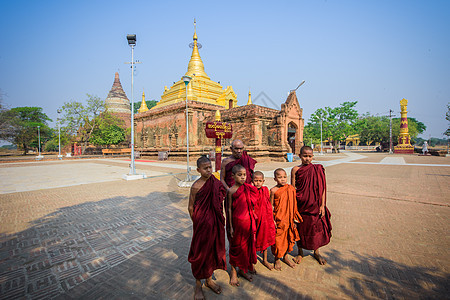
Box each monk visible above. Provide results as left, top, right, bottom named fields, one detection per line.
left=220, top=139, right=257, bottom=190
left=252, top=171, right=276, bottom=270
left=188, top=156, right=227, bottom=299
left=221, top=139, right=257, bottom=241
left=228, top=164, right=258, bottom=286
left=291, top=146, right=332, bottom=265
left=270, top=168, right=302, bottom=271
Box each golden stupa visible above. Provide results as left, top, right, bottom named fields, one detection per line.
left=153, top=20, right=237, bottom=109
left=138, top=89, right=149, bottom=113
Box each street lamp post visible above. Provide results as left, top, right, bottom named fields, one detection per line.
left=57, top=109, right=62, bottom=159
left=127, top=34, right=137, bottom=175
left=37, top=126, right=41, bottom=157
left=182, top=75, right=192, bottom=181
left=320, top=118, right=323, bottom=155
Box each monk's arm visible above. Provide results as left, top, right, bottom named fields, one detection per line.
left=270, top=189, right=277, bottom=228
left=319, top=185, right=326, bottom=217
left=227, top=191, right=234, bottom=237
left=291, top=166, right=299, bottom=186
left=188, top=185, right=198, bottom=221
left=220, top=159, right=230, bottom=190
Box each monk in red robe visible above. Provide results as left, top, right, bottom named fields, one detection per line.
left=188, top=156, right=227, bottom=299
left=220, top=139, right=257, bottom=240
left=220, top=139, right=257, bottom=189
left=270, top=168, right=302, bottom=270
left=227, top=164, right=258, bottom=286
left=291, top=146, right=332, bottom=265
left=252, top=171, right=276, bottom=270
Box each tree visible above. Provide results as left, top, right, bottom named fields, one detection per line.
left=354, top=115, right=390, bottom=145
left=391, top=117, right=426, bottom=144
left=60, top=94, right=105, bottom=154
left=2, top=107, right=52, bottom=155
left=304, top=101, right=359, bottom=151
left=90, top=111, right=126, bottom=147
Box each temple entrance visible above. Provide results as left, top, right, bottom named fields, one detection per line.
left=287, top=122, right=297, bottom=153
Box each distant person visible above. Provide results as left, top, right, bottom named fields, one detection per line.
left=227, top=164, right=258, bottom=286
left=270, top=168, right=302, bottom=270
left=291, top=146, right=332, bottom=265
left=252, top=171, right=276, bottom=270
left=188, top=156, right=227, bottom=299
left=422, top=141, right=429, bottom=155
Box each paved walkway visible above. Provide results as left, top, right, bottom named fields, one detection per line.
left=0, top=153, right=449, bottom=299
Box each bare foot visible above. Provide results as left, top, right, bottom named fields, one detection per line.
left=262, top=259, right=274, bottom=270
left=238, top=269, right=253, bottom=282
left=205, top=278, right=222, bottom=294
left=293, top=255, right=303, bottom=264
left=283, top=255, right=296, bottom=268
left=194, top=281, right=205, bottom=300
left=274, top=259, right=282, bottom=271
left=314, top=251, right=327, bottom=265
left=229, top=267, right=240, bottom=286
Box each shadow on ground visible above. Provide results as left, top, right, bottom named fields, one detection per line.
left=1, top=180, right=449, bottom=299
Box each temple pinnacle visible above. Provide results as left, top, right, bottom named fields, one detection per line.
left=247, top=89, right=252, bottom=105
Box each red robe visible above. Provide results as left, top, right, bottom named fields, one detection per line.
left=224, top=151, right=257, bottom=239
left=188, top=176, right=227, bottom=279
left=229, top=183, right=258, bottom=272
left=255, top=186, right=276, bottom=252
left=224, top=151, right=257, bottom=188
left=271, top=184, right=301, bottom=259
left=295, top=164, right=332, bottom=250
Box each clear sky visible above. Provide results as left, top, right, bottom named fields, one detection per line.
left=1, top=0, right=449, bottom=139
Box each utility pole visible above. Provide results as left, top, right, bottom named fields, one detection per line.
left=389, top=109, right=394, bottom=154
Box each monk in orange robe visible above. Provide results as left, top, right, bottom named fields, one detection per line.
left=270, top=168, right=302, bottom=270
left=252, top=171, right=276, bottom=270
left=188, top=157, right=227, bottom=299
left=291, top=146, right=332, bottom=265
left=227, top=164, right=258, bottom=286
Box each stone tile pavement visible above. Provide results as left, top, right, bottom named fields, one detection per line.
left=0, top=153, right=449, bottom=299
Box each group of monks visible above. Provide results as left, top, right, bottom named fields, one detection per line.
left=187, top=140, right=332, bottom=299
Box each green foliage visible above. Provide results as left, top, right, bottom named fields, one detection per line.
left=133, top=100, right=157, bottom=113
left=416, top=137, right=448, bottom=147
left=90, top=112, right=126, bottom=146
left=1, top=107, right=53, bottom=155
left=60, top=94, right=105, bottom=154
left=0, top=144, right=17, bottom=150
left=353, top=115, right=390, bottom=145
left=391, top=117, right=426, bottom=144
left=304, top=101, right=359, bottom=150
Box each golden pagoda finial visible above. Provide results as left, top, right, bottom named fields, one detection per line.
left=215, top=110, right=221, bottom=121
left=247, top=89, right=252, bottom=105
left=185, top=19, right=208, bottom=78
left=138, top=88, right=149, bottom=113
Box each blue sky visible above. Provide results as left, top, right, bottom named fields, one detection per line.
left=1, top=0, right=449, bottom=139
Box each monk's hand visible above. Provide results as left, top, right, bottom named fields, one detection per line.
left=319, top=206, right=325, bottom=218
left=230, top=227, right=234, bottom=238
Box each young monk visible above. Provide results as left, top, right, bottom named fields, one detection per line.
left=228, top=164, right=258, bottom=286
left=270, top=168, right=301, bottom=271
left=252, top=171, right=276, bottom=270
left=270, top=168, right=302, bottom=271
left=291, top=146, right=332, bottom=265
left=188, top=156, right=227, bottom=300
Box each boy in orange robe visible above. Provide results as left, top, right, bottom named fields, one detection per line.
left=228, top=164, right=258, bottom=286
left=270, top=168, right=302, bottom=271
left=188, top=156, right=227, bottom=299
left=252, top=171, right=276, bottom=270
left=291, top=146, right=332, bottom=265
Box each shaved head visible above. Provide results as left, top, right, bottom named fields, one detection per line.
left=231, top=139, right=244, bottom=148
left=300, top=145, right=313, bottom=155
left=231, top=164, right=245, bottom=175
left=230, top=139, right=245, bottom=159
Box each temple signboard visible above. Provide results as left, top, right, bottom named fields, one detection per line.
left=205, top=121, right=232, bottom=139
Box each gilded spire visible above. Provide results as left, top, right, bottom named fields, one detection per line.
left=138, top=89, right=149, bottom=113
left=247, top=89, right=252, bottom=105
left=185, top=19, right=209, bottom=78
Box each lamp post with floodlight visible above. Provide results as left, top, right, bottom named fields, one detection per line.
left=182, top=75, right=192, bottom=181
left=127, top=34, right=137, bottom=175
left=37, top=126, right=41, bottom=156
left=57, top=109, right=62, bottom=159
